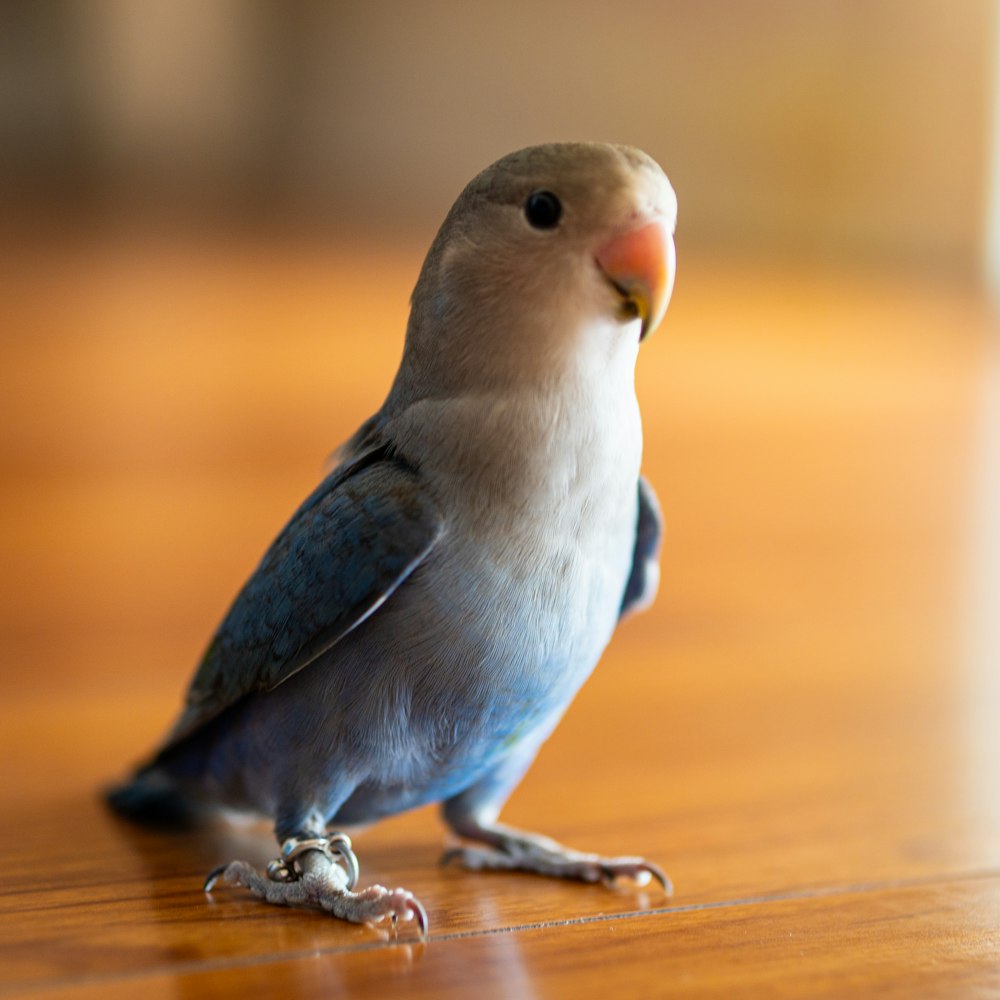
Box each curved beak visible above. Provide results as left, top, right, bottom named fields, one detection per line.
left=595, top=217, right=675, bottom=340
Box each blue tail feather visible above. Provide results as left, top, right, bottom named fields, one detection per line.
left=105, top=769, right=207, bottom=829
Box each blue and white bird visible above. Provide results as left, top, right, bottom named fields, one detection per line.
left=109, top=142, right=676, bottom=932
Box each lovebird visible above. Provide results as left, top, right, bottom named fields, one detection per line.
left=108, top=142, right=676, bottom=932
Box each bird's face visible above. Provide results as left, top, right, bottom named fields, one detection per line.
left=402, top=142, right=676, bottom=395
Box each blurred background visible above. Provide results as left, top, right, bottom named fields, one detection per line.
left=3, top=0, right=998, bottom=271
left=1, top=1, right=998, bottom=775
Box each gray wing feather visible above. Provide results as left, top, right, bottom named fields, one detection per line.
left=619, top=475, right=662, bottom=618
left=166, top=450, right=443, bottom=743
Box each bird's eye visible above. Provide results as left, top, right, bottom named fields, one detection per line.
left=524, top=190, right=562, bottom=230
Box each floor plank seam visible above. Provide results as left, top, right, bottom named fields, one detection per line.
left=7, top=867, right=1000, bottom=997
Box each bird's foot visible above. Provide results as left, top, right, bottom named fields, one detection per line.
left=442, top=826, right=671, bottom=895
left=204, top=833, right=427, bottom=936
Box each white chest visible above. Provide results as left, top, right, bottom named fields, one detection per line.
left=394, top=351, right=643, bottom=660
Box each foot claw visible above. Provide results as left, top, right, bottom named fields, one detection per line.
left=203, top=863, right=227, bottom=893
left=409, top=895, right=429, bottom=939
left=641, top=860, right=673, bottom=896
left=599, top=858, right=673, bottom=896
left=438, top=847, right=464, bottom=869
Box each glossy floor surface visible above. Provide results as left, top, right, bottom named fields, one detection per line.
left=1, top=233, right=998, bottom=997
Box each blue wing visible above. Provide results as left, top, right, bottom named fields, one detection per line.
left=620, top=475, right=662, bottom=618
left=166, top=447, right=444, bottom=743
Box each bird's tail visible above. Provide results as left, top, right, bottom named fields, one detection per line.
left=104, top=767, right=208, bottom=829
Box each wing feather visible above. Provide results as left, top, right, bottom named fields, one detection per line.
left=165, top=449, right=443, bottom=744
left=619, top=475, right=662, bottom=618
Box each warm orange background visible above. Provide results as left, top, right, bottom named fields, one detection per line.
left=2, top=3, right=999, bottom=996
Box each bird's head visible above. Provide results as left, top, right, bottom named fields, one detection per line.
left=396, top=142, right=676, bottom=398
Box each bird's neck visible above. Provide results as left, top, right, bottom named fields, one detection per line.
left=384, top=323, right=643, bottom=507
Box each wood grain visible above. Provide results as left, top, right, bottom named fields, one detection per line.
left=20, top=878, right=1000, bottom=999
left=0, top=232, right=997, bottom=997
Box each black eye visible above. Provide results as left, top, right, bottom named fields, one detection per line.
left=524, top=190, right=562, bottom=230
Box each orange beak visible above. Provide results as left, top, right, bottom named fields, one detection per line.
left=595, top=217, right=675, bottom=340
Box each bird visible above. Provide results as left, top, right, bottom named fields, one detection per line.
left=107, top=141, right=677, bottom=934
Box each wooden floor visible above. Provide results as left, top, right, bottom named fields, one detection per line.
left=1, top=230, right=998, bottom=998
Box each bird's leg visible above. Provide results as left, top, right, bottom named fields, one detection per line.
left=440, top=755, right=671, bottom=895
left=204, top=829, right=427, bottom=934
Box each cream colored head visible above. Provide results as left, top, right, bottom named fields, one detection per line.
left=392, top=142, right=676, bottom=401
